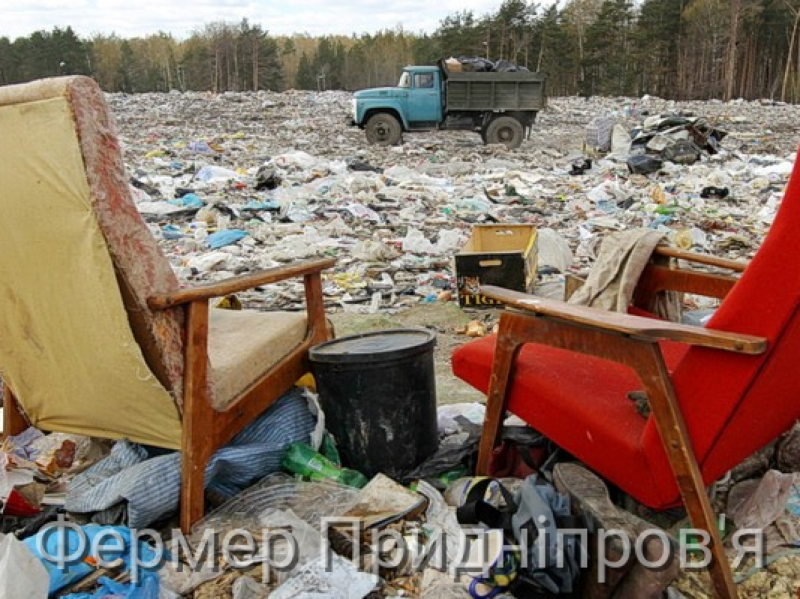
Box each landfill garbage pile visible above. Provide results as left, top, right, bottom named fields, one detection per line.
left=110, top=90, right=800, bottom=598
left=587, top=111, right=729, bottom=175
left=105, top=89, right=800, bottom=321
left=7, top=396, right=800, bottom=598
left=4, top=89, right=800, bottom=597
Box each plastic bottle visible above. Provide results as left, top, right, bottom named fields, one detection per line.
left=282, top=442, right=368, bottom=488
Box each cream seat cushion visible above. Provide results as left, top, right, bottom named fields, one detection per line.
left=208, top=308, right=308, bottom=409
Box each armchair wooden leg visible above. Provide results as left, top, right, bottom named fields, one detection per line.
left=477, top=313, right=525, bottom=475
left=2, top=386, right=28, bottom=438
left=479, top=308, right=737, bottom=598
left=181, top=436, right=211, bottom=533
left=180, top=300, right=214, bottom=533
left=635, top=344, right=738, bottom=599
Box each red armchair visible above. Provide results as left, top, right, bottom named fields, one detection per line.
left=452, top=149, right=800, bottom=598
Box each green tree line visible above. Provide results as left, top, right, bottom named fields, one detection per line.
left=3, top=0, right=800, bottom=101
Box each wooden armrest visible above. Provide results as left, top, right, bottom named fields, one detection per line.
left=148, top=258, right=336, bottom=310
left=481, top=285, right=767, bottom=355
left=654, top=246, right=749, bottom=273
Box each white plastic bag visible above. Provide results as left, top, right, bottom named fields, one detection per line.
left=270, top=553, right=378, bottom=599
left=0, top=534, right=49, bottom=599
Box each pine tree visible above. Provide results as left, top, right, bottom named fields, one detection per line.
left=295, top=52, right=315, bottom=89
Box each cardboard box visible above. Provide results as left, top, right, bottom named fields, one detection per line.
left=455, top=224, right=538, bottom=308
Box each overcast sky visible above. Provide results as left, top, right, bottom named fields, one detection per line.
left=2, top=0, right=540, bottom=40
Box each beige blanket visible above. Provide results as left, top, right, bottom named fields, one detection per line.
left=568, top=229, right=681, bottom=321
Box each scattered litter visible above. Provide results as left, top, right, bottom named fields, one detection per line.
left=6, top=85, right=800, bottom=597
left=94, top=90, right=788, bottom=317
left=728, top=470, right=800, bottom=531
left=270, top=553, right=378, bottom=599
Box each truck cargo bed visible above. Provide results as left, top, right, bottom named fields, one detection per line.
left=445, top=71, right=546, bottom=112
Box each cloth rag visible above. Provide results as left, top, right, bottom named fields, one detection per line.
left=65, top=388, right=317, bottom=529
left=568, top=229, right=681, bottom=321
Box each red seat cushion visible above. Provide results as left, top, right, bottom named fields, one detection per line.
left=452, top=335, right=690, bottom=507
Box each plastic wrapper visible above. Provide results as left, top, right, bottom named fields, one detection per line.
left=270, top=553, right=378, bottom=599
left=0, top=534, right=48, bottom=599
left=232, top=576, right=270, bottom=599
left=189, top=473, right=359, bottom=545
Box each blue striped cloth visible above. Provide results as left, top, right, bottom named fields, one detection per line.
left=65, top=389, right=317, bottom=529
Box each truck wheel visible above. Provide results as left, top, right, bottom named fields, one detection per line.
left=365, top=113, right=403, bottom=146
left=485, top=116, right=524, bottom=149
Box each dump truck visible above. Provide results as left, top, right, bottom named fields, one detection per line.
left=349, top=61, right=546, bottom=150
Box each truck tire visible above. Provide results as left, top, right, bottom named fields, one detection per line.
left=485, top=116, right=524, bottom=149
left=365, top=113, right=403, bottom=146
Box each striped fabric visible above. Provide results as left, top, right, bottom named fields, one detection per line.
left=65, top=389, right=317, bottom=529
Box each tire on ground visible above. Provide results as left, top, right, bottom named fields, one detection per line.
left=485, top=116, right=524, bottom=150
left=365, top=113, right=403, bottom=146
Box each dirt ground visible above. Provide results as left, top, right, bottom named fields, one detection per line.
left=329, top=303, right=489, bottom=406
left=328, top=280, right=565, bottom=406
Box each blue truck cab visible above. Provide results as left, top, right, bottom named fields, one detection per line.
left=350, top=62, right=546, bottom=149
left=351, top=66, right=443, bottom=140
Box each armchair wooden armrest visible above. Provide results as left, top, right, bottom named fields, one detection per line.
left=635, top=247, right=748, bottom=304
left=147, top=258, right=336, bottom=310
left=482, top=285, right=767, bottom=355
left=653, top=246, right=749, bottom=273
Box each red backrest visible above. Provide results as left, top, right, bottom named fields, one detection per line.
left=642, top=147, right=800, bottom=483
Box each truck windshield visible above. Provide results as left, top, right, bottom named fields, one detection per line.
left=397, top=72, right=410, bottom=88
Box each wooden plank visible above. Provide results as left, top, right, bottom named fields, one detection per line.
left=304, top=271, right=330, bottom=346
left=180, top=300, right=213, bottom=533
left=655, top=246, right=748, bottom=272
left=149, top=258, right=335, bottom=310
left=635, top=265, right=738, bottom=304
left=481, top=286, right=767, bottom=354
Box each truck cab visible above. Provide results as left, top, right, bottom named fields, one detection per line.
left=351, top=66, right=443, bottom=145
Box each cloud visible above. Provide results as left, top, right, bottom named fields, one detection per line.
left=2, top=0, right=517, bottom=40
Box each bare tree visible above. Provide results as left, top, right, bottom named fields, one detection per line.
left=725, top=0, right=741, bottom=100
left=782, top=0, right=800, bottom=101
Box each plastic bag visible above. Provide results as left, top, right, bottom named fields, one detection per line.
left=232, top=576, right=270, bottom=599
left=270, top=553, right=378, bottom=599
left=206, top=229, right=249, bottom=249
left=189, top=473, right=359, bottom=545
left=0, top=534, right=48, bottom=599
left=627, top=154, right=663, bottom=175
left=24, top=525, right=161, bottom=596
left=259, top=509, right=324, bottom=584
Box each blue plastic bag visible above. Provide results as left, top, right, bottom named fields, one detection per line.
left=206, top=229, right=249, bottom=249
left=24, top=524, right=162, bottom=596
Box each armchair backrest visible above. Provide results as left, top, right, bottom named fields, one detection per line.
left=0, top=77, right=182, bottom=448
left=643, top=147, right=800, bottom=485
